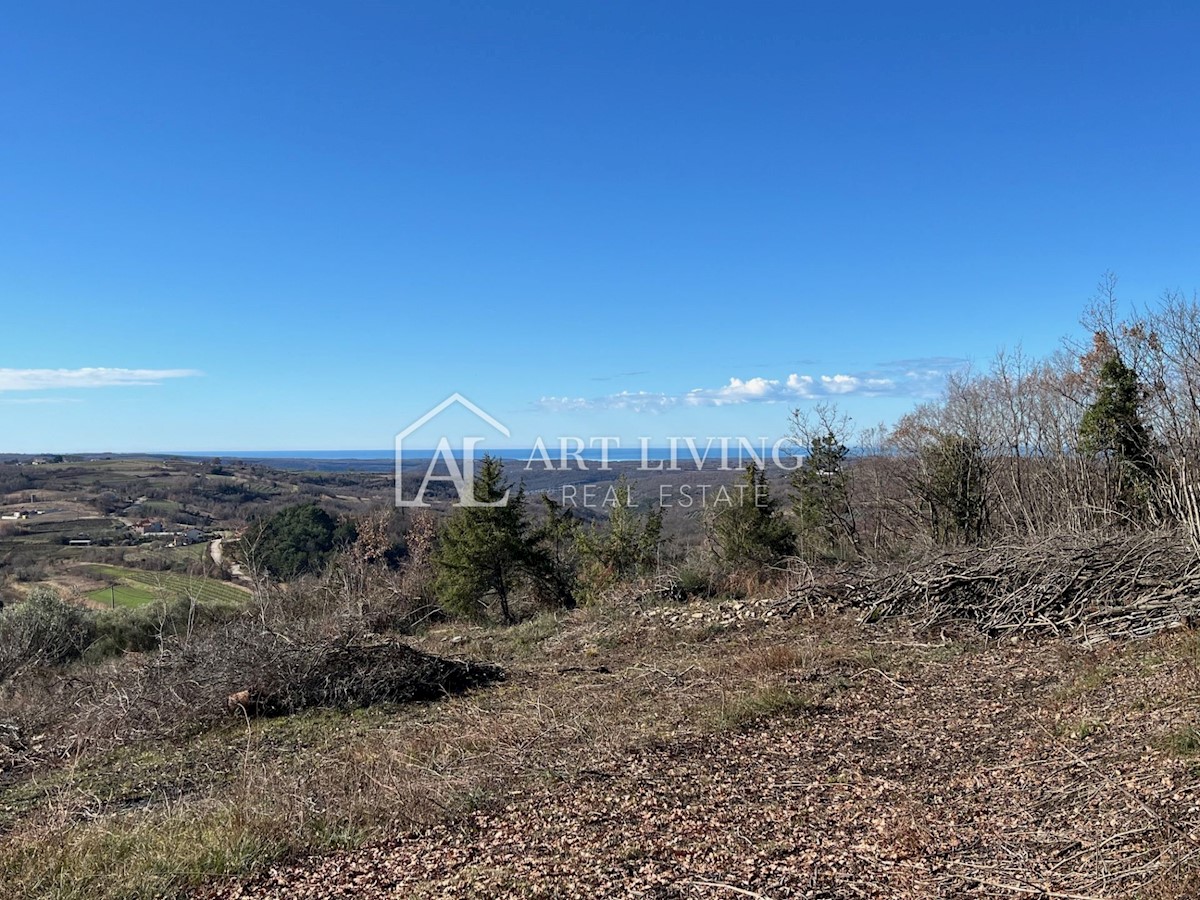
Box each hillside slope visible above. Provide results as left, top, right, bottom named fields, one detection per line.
left=197, top=604, right=1200, bottom=900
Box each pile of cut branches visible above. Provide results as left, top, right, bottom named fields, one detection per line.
left=4, top=624, right=503, bottom=757
left=222, top=635, right=503, bottom=718
left=858, top=530, right=1200, bottom=643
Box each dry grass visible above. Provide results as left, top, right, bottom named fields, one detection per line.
left=0, top=603, right=855, bottom=899
left=2, top=596, right=1200, bottom=899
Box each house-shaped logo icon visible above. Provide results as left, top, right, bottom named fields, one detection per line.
left=394, top=393, right=511, bottom=508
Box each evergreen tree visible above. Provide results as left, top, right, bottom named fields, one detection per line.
left=239, top=503, right=350, bottom=581
left=432, top=456, right=563, bottom=623
left=921, top=433, right=989, bottom=544
left=1079, top=353, right=1155, bottom=480
left=578, top=474, right=663, bottom=580
left=534, top=494, right=579, bottom=583
left=711, top=462, right=794, bottom=569
left=791, top=432, right=858, bottom=557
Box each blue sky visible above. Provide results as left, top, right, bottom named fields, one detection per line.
left=2, top=1, right=1198, bottom=453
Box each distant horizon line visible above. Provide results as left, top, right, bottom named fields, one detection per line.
left=2, top=446, right=811, bottom=462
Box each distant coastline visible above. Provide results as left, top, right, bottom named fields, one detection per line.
left=173, top=449, right=685, bottom=461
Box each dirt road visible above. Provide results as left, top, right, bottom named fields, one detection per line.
left=209, top=537, right=249, bottom=582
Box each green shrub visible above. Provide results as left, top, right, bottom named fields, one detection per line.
left=86, top=597, right=245, bottom=662
left=1155, top=725, right=1200, bottom=756
left=433, top=456, right=571, bottom=623
left=577, top=475, right=663, bottom=582
left=675, top=567, right=716, bottom=600
left=711, top=463, right=794, bottom=570
left=0, top=588, right=97, bottom=679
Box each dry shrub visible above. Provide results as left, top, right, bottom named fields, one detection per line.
left=714, top=562, right=810, bottom=601
left=312, top=510, right=443, bottom=634
left=730, top=643, right=816, bottom=678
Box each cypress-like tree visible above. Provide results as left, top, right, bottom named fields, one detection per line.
left=432, top=455, right=559, bottom=623
left=577, top=474, right=663, bottom=579
left=1079, top=353, right=1155, bottom=480
left=791, top=432, right=858, bottom=557
left=921, top=433, right=989, bottom=544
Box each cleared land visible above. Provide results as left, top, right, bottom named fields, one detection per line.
left=208, top=608, right=1200, bottom=899
left=2, top=596, right=1199, bottom=900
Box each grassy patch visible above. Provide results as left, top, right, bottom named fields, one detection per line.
left=0, top=804, right=291, bottom=900
left=8, top=605, right=1200, bottom=899
left=710, top=685, right=812, bottom=731
left=1155, top=725, right=1200, bottom=757
left=1056, top=717, right=1103, bottom=741
left=0, top=705, right=443, bottom=899
left=134, top=500, right=180, bottom=516
left=1053, top=659, right=1117, bottom=702
left=86, top=583, right=156, bottom=609
left=82, top=565, right=247, bottom=608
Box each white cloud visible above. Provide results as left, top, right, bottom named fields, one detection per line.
left=819, top=374, right=896, bottom=395
left=0, top=368, right=203, bottom=392
left=820, top=374, right=859, bottom=394
left=609, top=391, right=677, bottom=412
left=535, top=359, right=965, bottom=413
left=537, top=391, right=678, bottom=413
left=786, top=374, right=815, bottom=395
left=537, top=396, right=590, bottom=413
left=685, top=376, right=785, bottom=406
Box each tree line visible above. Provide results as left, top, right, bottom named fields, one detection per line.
left=228, top=276, right=1200, bottom=625
left=838, top=275, right=1200, bottom=557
